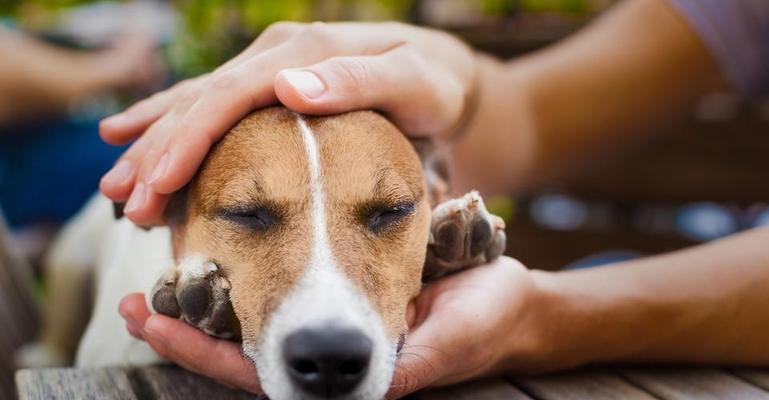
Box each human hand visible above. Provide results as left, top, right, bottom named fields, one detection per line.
left=119, top=257, right=549, bottom=398
left=118, top=293, right=262, bottom=394
left=387, top=257, right=547, bottom=398
left=99, top=22, right=478, bottom=225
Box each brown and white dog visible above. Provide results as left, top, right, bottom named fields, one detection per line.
left=17, top=107, right=505, bottom=400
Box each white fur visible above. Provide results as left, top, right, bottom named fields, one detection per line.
left=249, top=115, right=395, bottom=400
left=74, top=197, right=172, bottom=367
left=177, top=254, right=217, bottom=282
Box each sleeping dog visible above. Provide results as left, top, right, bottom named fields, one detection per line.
left=19, top=107, right=505, bottom=400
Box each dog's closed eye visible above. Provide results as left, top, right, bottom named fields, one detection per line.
left=365, top=202, right=415, bottom=233
left=218, top=206, right=279, bottom=231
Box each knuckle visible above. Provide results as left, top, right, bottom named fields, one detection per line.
left=399, top=45, right=429, bottom=76
left=176, top=83, right=203, bottom=105
left=210, top=71, right=238, bottom=90
left=298, top=21, right=336, bottom=45
left=333, top=57, right=373, bottom=95
left=261, top=21, right=301, bottom=40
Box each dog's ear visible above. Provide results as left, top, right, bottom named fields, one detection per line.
left=163, top=185, right=191, bottom=231
left=410, top=138, right=452, bottom=207
left=112, top=202, right=126, bottom=220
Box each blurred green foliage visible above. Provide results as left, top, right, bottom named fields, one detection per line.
left=169, top=0, right=419, bottom=76
left=1, top=0, right=604, bottom=75
left=519, top=0, right=588, bottom=13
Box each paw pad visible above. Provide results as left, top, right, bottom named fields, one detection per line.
left=424, top=191, right=507, bottom=280
left=150, top=259, right=241, bottom=339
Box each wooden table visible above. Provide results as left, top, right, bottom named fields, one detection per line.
left=16, top=365, right=769, bottom=399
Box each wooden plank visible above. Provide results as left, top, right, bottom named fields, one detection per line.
left=413, top=378, right=532, bottom=400
left=15, top=368, right=138, bottom=400
left=619, top=367, right=769, bottom=400
left=513, top=369, right=657, bottom=400
left=729, top=369, right=769, bottom=392
left=134, top=365, right=257, bottom=400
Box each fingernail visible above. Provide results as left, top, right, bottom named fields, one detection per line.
left=102, top=114, right=127, bottom=127
left=281, top=69, right=325, bottom=99
left=102, top=160, right=135, bottom=185
left=124, top=182, right=146, bottom=214
left=149, top=153, right=169, bottom=185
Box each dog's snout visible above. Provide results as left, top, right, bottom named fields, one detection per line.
left=283, top=327, right=372, bottom=397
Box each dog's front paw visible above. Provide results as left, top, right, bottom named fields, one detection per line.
left=424, top=191, right=506, bottom=280
left=150, top=257, right=241, bottom=339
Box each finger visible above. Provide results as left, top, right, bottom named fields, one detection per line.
left=275, top=45, right=465, bottom=137
left=99, top=158, right=137, bottom=202
left=386, top=281, right=461, bottom=399
left=100, top=78, right=201, bottom=145
left=143, top=315, right=262, bottom=394
left=147, top=24, right=403, bottom=194
left=119, top=293, right=152, bottom=340
left=215, top=21, right=303, bottom=74
left=100, top=22, right=301, bottom=146
left=144, top=43, right=311, bottom=194
left=103, top=103, right=179, bottom=223
left=123, top=186, right=170, bottom=226
left=387, top=327, right=449, bottom=399
left=100, top=103, right=182, bottom=202
left=126, top=321, right=143, bottom=340
left=119, top=293, right=152, bottom=325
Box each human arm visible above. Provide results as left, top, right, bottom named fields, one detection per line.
left=451, top=0, right=728, bottom=194
left=99, top=0, right=728, bottom=224
left=527, top=226, right=769, bottom=370
left=388, top=227, right=769, bottom=396
left=0, top=27, right=162, bottom=124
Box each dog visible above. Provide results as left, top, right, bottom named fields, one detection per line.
left=17, top=107, right=506, bottom=400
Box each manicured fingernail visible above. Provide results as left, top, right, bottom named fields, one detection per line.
left=281, top=69, right=325, bottom=99
left=102, top=160, right=135, bottom=185
left=124, top=182, right=146, bottom=214
left=149, top=153, right=169, bottom=185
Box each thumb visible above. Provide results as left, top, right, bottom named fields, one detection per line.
left=274, top=46, right=464, bottom=137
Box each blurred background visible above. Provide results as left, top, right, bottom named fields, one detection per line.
left=1, top=0, right=768, bottom=397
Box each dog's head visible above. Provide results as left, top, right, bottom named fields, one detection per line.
left=167, top=107, right=430, bottom=399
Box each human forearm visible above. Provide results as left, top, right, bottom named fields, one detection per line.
left=0, top=28, right=155, bottom=124
left=531, top=227, right=769, bottom=370
left=452, top=0, right=727, bottom=195
left=0, top=31, right=109, bottom=121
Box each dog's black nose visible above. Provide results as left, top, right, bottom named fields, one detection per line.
left=283, top=327, right=372, bottom=397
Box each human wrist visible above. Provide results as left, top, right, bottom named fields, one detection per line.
left=518, top=268, right=626, bottom=372
left=449, top=55, right=537, bottom=195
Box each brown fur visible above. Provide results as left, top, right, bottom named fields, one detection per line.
left=170, top=107, right=430, bottom=342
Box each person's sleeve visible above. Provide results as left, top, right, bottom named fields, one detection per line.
left=669, top=0, right=769, bottom=98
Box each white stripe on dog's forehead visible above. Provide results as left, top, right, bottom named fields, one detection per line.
left=248, top=114, right=394, bottom=400
left=296, top=115, right=334, bottom=270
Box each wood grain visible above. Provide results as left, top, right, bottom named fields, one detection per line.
left=413, top=378, right=532, bottom=400
left=619, top=367, right=769, bottom=400
left=732, top=369, right=769, bottom=391
left=513, top=369, right=656, bottom=400
left=133, top=365, right=256, bottom=400
left=16, top=368, right=138, bottom=400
